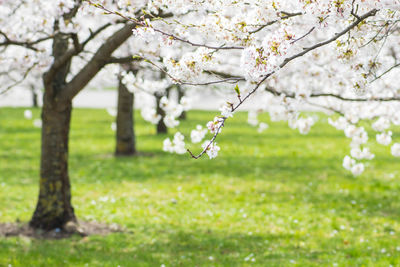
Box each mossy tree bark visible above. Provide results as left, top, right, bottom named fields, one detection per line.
left=30, top=98, right=76, bottom=229
left=30, top=27, right=76, bottom=230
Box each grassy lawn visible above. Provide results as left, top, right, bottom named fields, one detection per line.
left=0, top=107, right=399, bottom=266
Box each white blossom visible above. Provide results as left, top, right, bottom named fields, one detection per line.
left=24, top=110, right=32, bottom=119
left=172, top=132, right=186, bottom=154
left=111, top=122, right=116, bottom=131
left=164, top=115, right=179, bottom=128
left=207, top=117, right=224, bottom=134
left=343, top=155, right=355, bottom=171
left=351, top=163, right=365, bottom=176
left=350, top=146, right=374, bottom=160
left=141, top=108, right=161, bottom=125
left=219, top=102, right=234, bottom=118
left=180, top=96, right=191, bottom=111
left=391, top=143, right=400, bottom=157
left=191, top=125, right=207, bottom=143
left=247, top=111, right=258, bottom=126
left=202, top=140, right=220, bottom=159
left=372, top=117, right=391, bottom=132
left=292, top=117, right=314, bottom=135
left=328, top=117, right=348, bottom=130
left=163, top=138, right=174, bottom=153
left=107, top=108, right=117, bottom=117
left=163, top=132, right=186, bottom=154
left=257, top=122, right=269, bottom=133
left=376, top=131, right=392, bottom=146
left=33, top=119, right=42, bottom=128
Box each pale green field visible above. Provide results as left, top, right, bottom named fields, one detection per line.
left=0, top=107, right=399, bottom=266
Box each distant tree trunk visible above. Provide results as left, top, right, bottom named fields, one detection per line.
left=31, top=85, right=38, bottom=108
left=30, top=96, right=76, bottom=229
left=156, top=94, right=167, bottom=134
left=177, top=85, right=186, bottom=120
left=115, top=74, right=136, bottom=156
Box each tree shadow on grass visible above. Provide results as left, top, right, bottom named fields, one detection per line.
left=67, top=152, right=348, bottom=184
left=0, top=225, right=328, bottom=267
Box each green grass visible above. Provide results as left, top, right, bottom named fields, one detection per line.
left=0, top=107, right=399, bottom=267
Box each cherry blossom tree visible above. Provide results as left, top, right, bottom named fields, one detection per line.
left=120, top=64, right=191, bottom=134
left=91, top=38, right=192, bottom=155
left=93, top=0, right=400, bottom=176
left=0, top=0, right=173, bottom=230
left=1, top=0, right=400, bottom=232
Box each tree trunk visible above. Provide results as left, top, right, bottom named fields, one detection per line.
left=115, top=75, right=136, bottom=156
left=29, top=96, right=76, bottom=230
left=177, top=85, right=186, bottom=120
left=30, top=24, right=76, bottom=230
left=156, top=94, right=167, bottom=134
left=31, top=86, right=38, bottom=108
left=29, top=21, right=136, bottom=230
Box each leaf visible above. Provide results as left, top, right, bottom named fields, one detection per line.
left=234, top=84, right=240, bottom=96
left=132, top=55, right=142, bottom=60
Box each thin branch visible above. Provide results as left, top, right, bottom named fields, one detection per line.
left=264, top=85, right=400, bottom=102
left=187, top=75, right=269, bottom=159
left=203, top=70, right=242, bottom=79
left=304, top=99, right=345, bottom=117
left=71, top=33, right=81, bottom=52
left=370, top=62, right=400, bottom=82
left=290, top=27, right=315, bottom=44
left=188, top=9, right=379, bottom=159
left=249, top=12, right=302, bottom=34
left=0, top=31, right=53, bottom=51
left=310, top=92, right=400, bottom=101
left=280, top=9, right=378, bottom=69
left=88, top=1, right=244, bottom=50
left=139, top=56, right=245, bottom=85
left=106, top=56, right=142, bottom=64
left=80, top=22, right=114, bottom=47
left=0, top=63, right=38, bottom=95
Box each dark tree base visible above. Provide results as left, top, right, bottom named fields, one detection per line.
left=30, top=212, right=76, bottom=231
left=115, top=150, right=137, bottom=157
left=2, top=221, right=124, bottom=239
